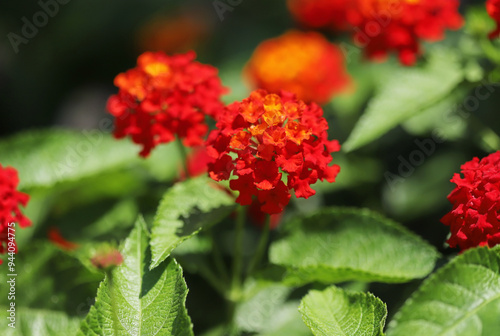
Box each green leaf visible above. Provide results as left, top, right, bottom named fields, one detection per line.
left=0, top=307, right=81, bottom=336
left=386, top=246, right=500, bottom=336
left=150, top=176, right=236, bottom=269
left=78, top=216, right=194, bottom=336
left=235, top=281, right=293, bottom=333
left=0, top=242, right=103, bottom=313
left=259, top=307, right=312, bottom=336
left=401, top=88, right=468, bottom=141
left=299, top=286, right=387, bottom=336
left=0, top=129, right=180, bottom=190
left=343, top=49, right=464, bottom=152
left=234, top=279, right=311, bottom=335
left=0, top=129, right=139, bottom=189
left=269, top=207, right=439, bottom=285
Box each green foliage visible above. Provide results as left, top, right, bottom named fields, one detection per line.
left=0, top=243, right=103, bottom=314
left=78, top=217, right=194, bottom=336
left=81, top=199, right=138, bottom=240
left=0, top=308, right=81, bottom=336
left=233, top=279, right=311, bottom=335
left=270, top=207, right=439, bottom=285
left=3, top=2, right=500, bottom=334
left=235, top=281, right=293, bottom=333
left=299, top=286, right=387, bottom=336
left=0, top=129, right=180, bottom=190
left=382, top=151, right=469, bottom=220
left=150, top=176, right=236, bottom=269
left=401, top=88, right=469, bottom=141
left=0, top=129, right=139, bottom=190
left=387, top=246, right=500, bottom=336
left=343, top=49, right=464, bottom=152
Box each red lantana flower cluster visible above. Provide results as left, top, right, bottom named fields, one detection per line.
left=0, top=165, right=30, bottom=262
left=245, top=30, right=351, bottom=104
left=287, top=0, right=463, bottom=65
left=107, top=51, right=226, bottom=157
left=487, top=0, right=500, bottom=39
left=206, top=90, right=340, bottom=214
left=441, top=152, right=500, bottom=252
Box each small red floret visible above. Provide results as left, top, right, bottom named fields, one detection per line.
left=48, top=227, right=80, bottom=251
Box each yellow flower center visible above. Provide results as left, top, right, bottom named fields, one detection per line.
left=143, top=62, right=170, bottom=77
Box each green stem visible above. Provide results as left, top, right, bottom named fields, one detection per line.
left=208, top=230, right=230, bottom=284
left=231, top=206, right=246, bottom=297
left=247, top=215, right=271, bottom=276
left=480, top=37, right=500, bottom=65
left=176, top=137, right=190, bottom=179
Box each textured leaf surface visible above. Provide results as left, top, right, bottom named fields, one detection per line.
left=269, top=207, right=438, bottom=285
left=0, top=129, right=179, bottom=190
left=343, top=49, right=464, bottom=152
left=387, top=246, right=500, bottom=336
left=0, top=308, right=80, bottom=336
left=150, top=176, right=235, bottom=269
left=78, top=217, right=193, bottom=336
left=300, top=286, right=387, bottom=336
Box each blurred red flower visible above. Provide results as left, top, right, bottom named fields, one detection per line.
left=137, top=11, right=212, bottom=54
left=441, top=151, right=500, bottom=252
left=487, top=0, right=500, bottom=39
left=245, top=30, right=351, bottom=104
left=287, top=0, right=462, bottom=65
left=91, top=249, right=124, bottom=269
left=0, top=164, right=30, bottom=263
left=287, top=0, right=351, bottom=30
left=48, top=227, right=80, bottom=251
left=206, top=90, right=340, bottom=214
left=107, top=51, right=227, bottom=157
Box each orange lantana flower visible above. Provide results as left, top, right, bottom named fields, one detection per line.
left=245, top=30, right=351, bottom=105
